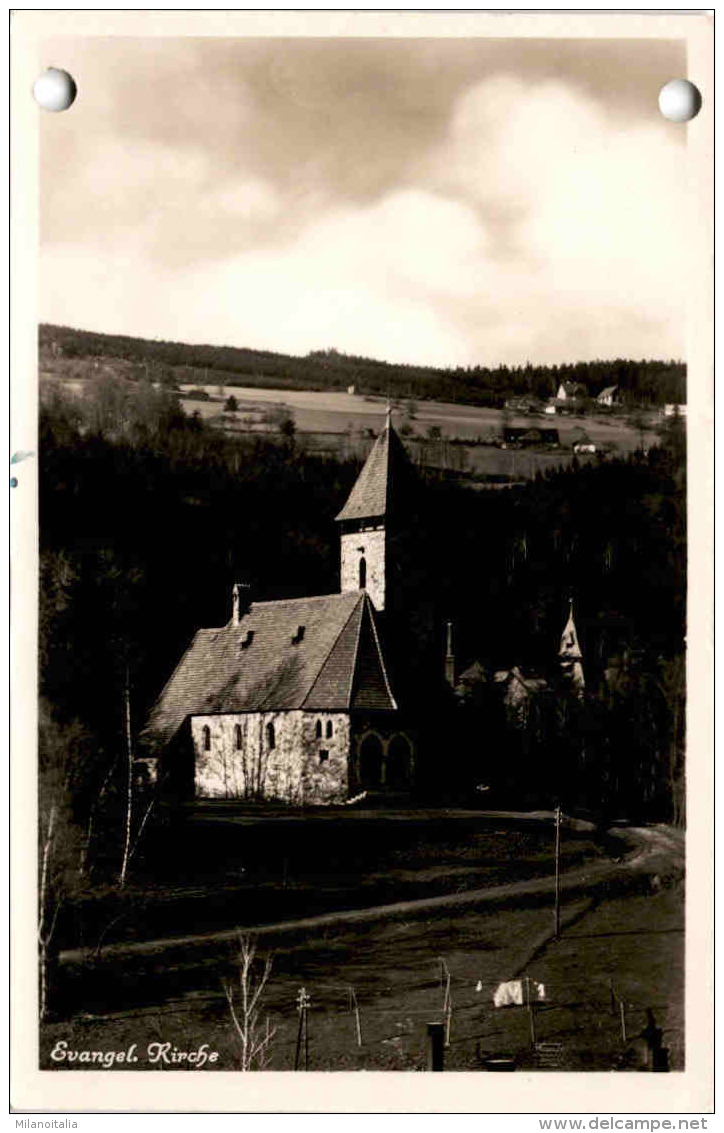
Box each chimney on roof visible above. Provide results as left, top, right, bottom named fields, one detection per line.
left=445, top=621, right=456, bottom=688
left=232, top=581, right=252, bottom=625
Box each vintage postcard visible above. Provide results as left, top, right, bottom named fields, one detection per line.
left=10, top=10, right=713, bottom=1116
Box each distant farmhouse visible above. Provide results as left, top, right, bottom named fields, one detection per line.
left=502, top=426, right=559, bottom=449
left=555, top=380, right=587, bottom=402
left=596, top=385, right=620, bottom=408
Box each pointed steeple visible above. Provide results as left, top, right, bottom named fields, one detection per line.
left=559, top=599, right=585, bottom=694
left=335, top=415, right=414, bottom=524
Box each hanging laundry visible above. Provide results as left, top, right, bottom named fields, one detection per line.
left=475, top=980, right=483, bottom=993
left=533, top=981, right=547, bottom=1001
left=493, top=980, right=524, bottom=1007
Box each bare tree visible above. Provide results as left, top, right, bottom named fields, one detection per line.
left=223, top=935, right=276, bottom=1071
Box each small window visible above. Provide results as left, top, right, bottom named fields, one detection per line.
left=241, top=630, right=254, bottom=649
left=234, top=724, right=242, bottom=750
left=359, top=556, right=367, bottom=589
left=266, top=722, right=276, bottom=750
left=315, top=720, right=322, bottom=738
left=291, top=625, right=305, bottom=644
left=326, top=720, right=333, bottom=739
left=319, top=750, right=329, bottom=763
left=202, top=725, right=211, bottom=752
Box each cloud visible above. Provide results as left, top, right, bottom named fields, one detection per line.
left=40, top=37, right=689, bottom=366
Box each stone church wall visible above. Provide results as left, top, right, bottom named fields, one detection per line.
left=341, top=526, right=386, bottom=611
left=191, top=710, right=350, bottom=804
left=300, top=712, right=350, bottom=804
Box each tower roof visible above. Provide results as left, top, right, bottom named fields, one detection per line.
left=335, top=417, right=416, bottom=523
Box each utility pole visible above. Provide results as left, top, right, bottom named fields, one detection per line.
left=294, top=987, right=311, bottom=1071
left=119, top=664, right=134, bottom=889
left=554, top=805, right=562, bottom=939
left=525, top=977, right=537, bottom=1047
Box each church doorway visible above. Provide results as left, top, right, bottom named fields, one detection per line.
left=386, top=734, right=412, bottom=790
left=359, top=734, right=383, bottom=789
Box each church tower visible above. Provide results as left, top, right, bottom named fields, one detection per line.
left=335, top=409, right=416, bottom=614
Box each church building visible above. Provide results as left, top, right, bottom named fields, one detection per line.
left=139, top=413, right=417, bottom=805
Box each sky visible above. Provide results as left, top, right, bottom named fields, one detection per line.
left=40, top=36, right=689, bottom=368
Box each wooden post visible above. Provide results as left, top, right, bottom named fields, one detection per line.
left=294, top=987, right=310, bottom=1070
left=119, top=666, right=134, bottom=889
left=554, top=806, right=562, bottom=939
left=349, top=986, right=362, bottom=1047
left=444, top=974, right=452, bottom=1047
left=426, top=1022, right=445, bottom=1072
left=525, top=977, right=537, bottom=1047
left=619, top=1000, right=627, bottom=1044
left=609, top=978, right=617, bottom=1016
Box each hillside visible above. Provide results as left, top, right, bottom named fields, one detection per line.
left=39, top=323, right=686, bottom=409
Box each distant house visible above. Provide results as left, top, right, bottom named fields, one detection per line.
left=504, top=395, right=540, bottom=414
left=347, top=384, right=356, bottom=396
left=596, top=385, right=620, bottom=407
left=573, top=443, right=596, bottom=454
left=663, top=404, right=687, bottom=418
left=544, top=404, right=557, bottom=416
left=502, top=427, right=559, bottom=448
left=493, top=667, right=552, bottom=730
left=556, top=381, right=587, bottom=402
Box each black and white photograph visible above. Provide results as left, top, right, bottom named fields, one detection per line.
left=10, top=10, right=712, bottom=1116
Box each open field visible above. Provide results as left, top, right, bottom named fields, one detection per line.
left=40, top=352, right=658, bottom=482
left=41, top=816, right=684, bottom=1072
left=180, top=383, right=649, bottom=450
left=175, top=382, right=658, bottom=481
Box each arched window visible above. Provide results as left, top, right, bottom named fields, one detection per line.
left=359, top=556, right=367, bottom=589
left=266, top=722, right=276, bottom=750
left=234, top=724, right=242, bottom=750
left=315, top=719, right=322, bottom=738
left=202, top=725, right=211, bottom=752
left=326, top=720, right=333, bottom=739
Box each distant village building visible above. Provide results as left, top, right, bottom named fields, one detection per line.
left=596, top=385, right=620, bottom=407
left=663, top=404, right=687, bottom=419
left=140, top=412, right=416, bottom=804
left=347, top=384, right=356, bottom=396
left=556, top=381, right=587, bottom=402
left=502, top=426, right=559, bottom=449
left=492, top=667, right=552, bottom=729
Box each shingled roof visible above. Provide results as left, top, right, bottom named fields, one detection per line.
left=141, top=590, right=396, bottom=751
left=335, top=418, right=416, bottom=523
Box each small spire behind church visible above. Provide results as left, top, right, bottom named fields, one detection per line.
left=559, top=598, right=585, bottom=695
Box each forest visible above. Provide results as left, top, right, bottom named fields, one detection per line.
left=40, top=323, right=687, bottom=408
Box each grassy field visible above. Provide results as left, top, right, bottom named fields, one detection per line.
left=180, top=382, right=647, bottom=448
left=56, top=810, right=614, bottom=961
left=40, top=814, right=684, bottom=1072
left=41, top=877, right=683, bottom=1073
